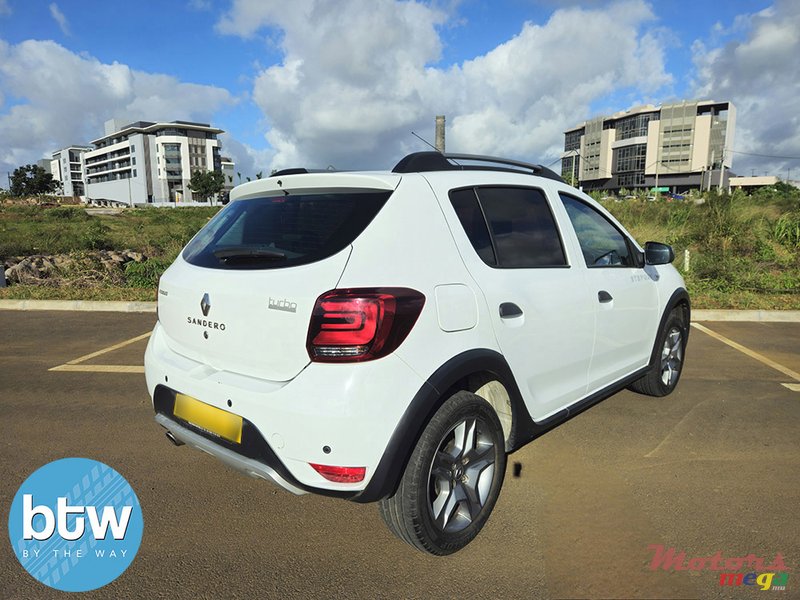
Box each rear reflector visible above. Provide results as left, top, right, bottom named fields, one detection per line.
left=309, top=463, right=366, bottom=483
left=306, top=287, right=425, bottom=362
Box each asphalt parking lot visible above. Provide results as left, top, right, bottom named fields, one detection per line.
left=1, top=310, right=798, bottom=599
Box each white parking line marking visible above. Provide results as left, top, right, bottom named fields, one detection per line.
left=50, top=365, right=145, bottom=373
left=63, top=332, right=152, bottom=365
left=782, top=383, right=800, bottom=392
left=691, top=322, right=800, bottom=382
left=49, top=331, right=151, bottom=374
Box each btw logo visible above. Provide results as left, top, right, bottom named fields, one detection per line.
left=8, top=458, right=143, bottom=593
left=23, top=494, right=132, bottom=541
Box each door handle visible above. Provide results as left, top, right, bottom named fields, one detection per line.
left=598, top=290, right=613, bottom=303
left=499, top=302, right=523, bottom=318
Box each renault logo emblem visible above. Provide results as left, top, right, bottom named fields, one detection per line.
left=200, top=293, right=211, bottom=317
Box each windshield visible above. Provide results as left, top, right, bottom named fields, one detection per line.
left=182, top=190, right=392, bottom=269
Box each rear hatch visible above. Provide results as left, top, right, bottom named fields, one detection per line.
left=157, top=173, right=400, bottom=381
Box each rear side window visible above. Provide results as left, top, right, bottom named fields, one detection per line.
left=183, top=190, right=391, bottom=269
left=450, top=189, right=496, bottom=265
left=449, top=186, right=567, bottom=268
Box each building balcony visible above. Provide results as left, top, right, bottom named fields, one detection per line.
left=85, top=149, right=131, bottom=166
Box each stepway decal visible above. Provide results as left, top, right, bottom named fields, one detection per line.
left=648, top=545, right=791, bottom=591
left=8, top=458, right=143, bottom=592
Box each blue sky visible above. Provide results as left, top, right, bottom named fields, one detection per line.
left=1, top=0, right=797, bottom=180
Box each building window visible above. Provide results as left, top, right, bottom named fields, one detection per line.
left=564, top=130, right=583, bottom=152
left=614, top=113, right=658, bottom=140
left=617, top=172, right=645, bottom=188
left=616, top=144, right=647, bottom=173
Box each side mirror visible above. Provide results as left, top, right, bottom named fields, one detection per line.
left=644, top=241, right=674, bottom=265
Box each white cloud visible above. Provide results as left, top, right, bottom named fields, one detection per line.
left=219, top=0, right=671, bottom=171
left=187, top=0, right=211, bottom=11
left=219, top=133, right=274, bottom=181
left=0, top=40, right=236, bottom=174
left=49, top=3, right=70, bottom=36
left=0, top=0, right=10, bottom=16
left=692, top=0, right=800, bottom=176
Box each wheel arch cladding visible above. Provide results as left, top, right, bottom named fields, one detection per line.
left=353, top=349, right=534, bottom=503
left=651, top=287, right=691, bottom=368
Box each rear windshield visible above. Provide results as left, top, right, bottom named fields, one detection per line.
left=182, top=190, right=392, bottom=269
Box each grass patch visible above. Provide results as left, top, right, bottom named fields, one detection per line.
left=0, top=205, right=219, bottom=257
left=0, top=285, right=157, bottom=302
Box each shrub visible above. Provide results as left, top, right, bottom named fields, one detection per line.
left=124, top=258, right=173, bottom=288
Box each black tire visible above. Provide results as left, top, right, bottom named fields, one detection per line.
left=628, top=308, right=687, bottom=397
left=378, top=391, right=507, bottom=555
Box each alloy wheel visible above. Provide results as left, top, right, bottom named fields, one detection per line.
left=428, top=417, right=498, bottom=533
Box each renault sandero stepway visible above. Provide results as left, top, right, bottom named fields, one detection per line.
left=145, top=152, right=689, bottom=555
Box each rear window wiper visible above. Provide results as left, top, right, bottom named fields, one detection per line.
left=213, top=247, right=287, bottom=262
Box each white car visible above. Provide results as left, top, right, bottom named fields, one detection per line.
left=145, top=152, right=689, bottom=555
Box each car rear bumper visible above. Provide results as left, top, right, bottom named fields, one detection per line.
left=155, top=413, right=308, bottom=496
left=144, top=321, right=427, bottom=494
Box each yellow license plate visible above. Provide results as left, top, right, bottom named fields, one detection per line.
left=173, top=393, right=243, bottom=444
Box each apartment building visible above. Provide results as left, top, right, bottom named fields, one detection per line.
left=562, top=100, right=736, bottom=193
left=50, top=146, right=92, bottom=197
left=84, top=119, right=227, bottom=204
left=221, top=156, right=235, bottom=192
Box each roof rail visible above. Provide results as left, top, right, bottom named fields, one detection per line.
left=268, top=167, right=339, bottom=178
left=392, top=152, right=564, bottom=183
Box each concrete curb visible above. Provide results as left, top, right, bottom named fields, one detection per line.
left=0, top=299, right=156, bottom=313
left=0, top=300, right=798, bottom=321
left=692, top=309, right=800, bottom=322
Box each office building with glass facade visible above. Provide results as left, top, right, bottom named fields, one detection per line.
left=562, top=100, right=736, bottom=193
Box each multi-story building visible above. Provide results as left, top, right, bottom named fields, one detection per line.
left=84, top=119, right=228, bottom=204
left=50, top=146, right=92, bottom=197
left=562, top=100, right=736, bottom=193
left=221, top=156, right=236, bottom=192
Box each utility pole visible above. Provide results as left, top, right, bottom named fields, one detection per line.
left=708, top=150, right=715, bottom=193
left=654, top=125, right=661, bottom=198
left=572, top=154, right=578, bottom=188
left=435, top=116, right=445, bottom=153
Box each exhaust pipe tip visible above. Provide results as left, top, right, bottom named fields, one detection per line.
left=165, top=431, right=185, bottom=446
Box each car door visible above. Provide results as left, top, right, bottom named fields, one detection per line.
left=446, top=185, right=595, bottom=420
left=558, top=193, right=659, bottom=392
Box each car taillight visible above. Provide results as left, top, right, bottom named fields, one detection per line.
left=309, top=463, right=366, bottom=483
left=306, top=288, right=425, bottom=362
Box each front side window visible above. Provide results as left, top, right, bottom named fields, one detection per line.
left=450, top=186, right=567, bottom=268
left=560, top=194, right=634, bottom=267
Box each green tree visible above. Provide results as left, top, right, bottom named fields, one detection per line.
left=10, top=164, right=58, bottom=197
left=188, top=169, right=226, bottom=202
